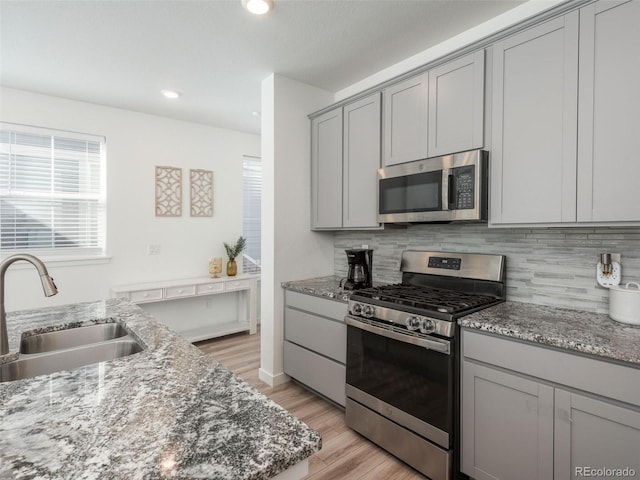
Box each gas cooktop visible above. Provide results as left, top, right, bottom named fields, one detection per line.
left=351, top=284, right=502, bottom=317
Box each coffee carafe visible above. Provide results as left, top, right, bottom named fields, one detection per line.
left=344, top=249, right=373, bottom=290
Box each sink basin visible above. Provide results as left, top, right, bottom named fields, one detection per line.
left=0, top=337, right=144, bottom=383
left=20, top=322, right=128, bottom=354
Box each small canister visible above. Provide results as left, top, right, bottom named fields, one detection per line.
left=609, top=282, right=640, bottom=325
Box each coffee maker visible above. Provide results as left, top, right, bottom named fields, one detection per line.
left=344, top=249, right=373, bottom=290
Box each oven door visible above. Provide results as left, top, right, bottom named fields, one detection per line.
left=345, top=316, right=454, bottom=449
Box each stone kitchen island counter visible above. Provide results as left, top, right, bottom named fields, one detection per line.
left=0, top=299, right=321, bottom=479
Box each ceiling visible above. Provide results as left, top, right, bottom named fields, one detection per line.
left=0, top=0, right=529, bottom=135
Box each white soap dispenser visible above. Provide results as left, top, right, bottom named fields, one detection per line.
left=596, top=253, right=621, bottom=288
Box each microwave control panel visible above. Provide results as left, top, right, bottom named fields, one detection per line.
left=451, top=165, right=475, bottom=210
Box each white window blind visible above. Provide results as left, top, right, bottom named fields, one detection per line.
left=0, top=122, right=106, bottom=256
left=242, top=155, right=261, bottom=274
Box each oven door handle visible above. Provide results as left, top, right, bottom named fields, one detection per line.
left=345, top=316, right=451, bottom=355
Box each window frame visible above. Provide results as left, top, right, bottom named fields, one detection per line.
left=0, top=122, right=108, bottom=262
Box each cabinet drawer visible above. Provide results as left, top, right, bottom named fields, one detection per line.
left=129, top=288, right=163, bottom=303
left=196, top=283, right=224, bottom=295
left=165, top=285, right=196, bottom=299
left=284, top=341, right=346, bottom=406
left=225, top=279, right=251, bottom=292
left=463, top=329, right=640, bottom=407
left=285, top=307, right=346, bottom=363
left=285, top=290, right=348, bottom=322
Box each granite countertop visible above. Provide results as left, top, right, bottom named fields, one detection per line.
left=281, top=275, right=352, bottom=302
left=460, top=301, right=640, bottom=366
left=0, top=299, right=321, bottom=479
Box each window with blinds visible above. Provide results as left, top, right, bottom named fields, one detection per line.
left=0, top=123, right=106, bottom=257
left=242, top=156, right=261, bottom=274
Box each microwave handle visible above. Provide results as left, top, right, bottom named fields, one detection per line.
left=447, top=173, right=456, bottom=210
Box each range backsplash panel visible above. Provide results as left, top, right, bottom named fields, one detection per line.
left=334, top=225, right=640, bottom=314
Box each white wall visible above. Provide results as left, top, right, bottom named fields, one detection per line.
left=259, top=74, right=335, bottom=386
left=335, top=0, right=566, bottom=101
left=0, top=87, right=260, bottom=313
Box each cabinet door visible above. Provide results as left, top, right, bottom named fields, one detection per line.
left=311, top=107, right=342, bottom=229
left=490, top=13, right=579, bottom=224
left=554, top=389, right=640, bottom=479
left=428, top=50, right=485, bottom=157
left=577, top=0, right=640, bottom=222
left=461, top=361, right=554, bottom=480
left=343, top=92, right=381, bottom=229
left=382, top=73, right=428, bottom=166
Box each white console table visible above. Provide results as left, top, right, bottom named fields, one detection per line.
left=111, top=274, right=259, bottom=342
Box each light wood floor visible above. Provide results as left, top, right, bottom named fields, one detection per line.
left=196, top=332, right=426, bottom=480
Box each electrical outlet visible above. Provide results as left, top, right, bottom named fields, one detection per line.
left=361, top=244, right=369, bottom=249
left=147, top=244, right=161, bottom=255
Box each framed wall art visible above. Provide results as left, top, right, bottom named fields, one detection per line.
left=155, top=166, right=182, bottom=217
left=190, top=169, right=213, bottom=217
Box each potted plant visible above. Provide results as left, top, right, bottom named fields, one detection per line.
left=223, top=236, right=246, bottom=277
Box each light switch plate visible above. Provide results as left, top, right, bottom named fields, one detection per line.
left=148, top=244, right=161, bottom=255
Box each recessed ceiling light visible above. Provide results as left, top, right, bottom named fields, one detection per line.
left=242, top=0, right=273, bottom=15
left=161, top=89, right=181, bottom=99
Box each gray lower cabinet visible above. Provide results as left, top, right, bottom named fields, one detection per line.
left=462, top=329, right=640, bottom=480
left=283, top=290, right=347, bottom=406
left=554, top=389, right=640, bottom=479
left=462, top=362, right=554, bottom=480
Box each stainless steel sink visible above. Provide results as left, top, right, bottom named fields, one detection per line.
left=0, top=336, right=144, bottom=383
left=20, top=323, right=128, bottom=354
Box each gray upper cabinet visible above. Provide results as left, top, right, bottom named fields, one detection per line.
left=577, top=0, right=640, bottom=222
left=428, top=50, right=485, bottom=157
left=343, top=93, right=382, bottom=228
left=490, top=13, right=579, bottom=225
left=310, top=92, right=381, bottom=231
left=311, top=107, right=342, bottom=229
left=382, top=73, right=428, bottom=166
left=492, top=0, right=640, bottom=226
left=383, top=51, right=485, bottom=166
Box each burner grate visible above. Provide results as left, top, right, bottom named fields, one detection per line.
left=354, top=284, right=498, bottom=315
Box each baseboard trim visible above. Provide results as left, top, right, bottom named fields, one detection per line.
left=259, top=368, right=290, bottom=387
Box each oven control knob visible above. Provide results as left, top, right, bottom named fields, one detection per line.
left=362, top=305, right=375, bottom=318
left=351, top=303, right=362, bottom=316
left=419, top=318, right=436, bottom=334
left=405, top=316, right=420, bottom=331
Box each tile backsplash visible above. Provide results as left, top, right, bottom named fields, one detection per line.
left=334, top=224, right=640, bottom=314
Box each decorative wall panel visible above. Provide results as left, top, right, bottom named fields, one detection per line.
left=155, top=166, right=182, bottom=217
left=190, top=169, right=213, bottom=217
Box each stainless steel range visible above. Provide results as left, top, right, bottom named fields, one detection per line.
left=345, top=250, right=506, bottom=480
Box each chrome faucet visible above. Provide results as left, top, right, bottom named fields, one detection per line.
left=0, top=254, right=58, bottom=355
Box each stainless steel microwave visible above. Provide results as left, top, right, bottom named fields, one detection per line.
left=378, top=149, right=488, bottom=224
